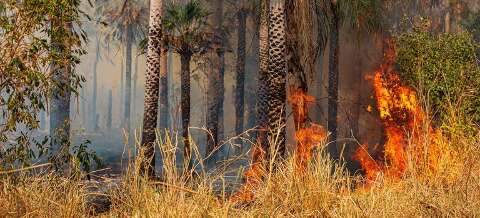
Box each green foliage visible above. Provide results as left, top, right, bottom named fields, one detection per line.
left=0, top=0, right=86, bottom=168
left=163, top=0, right=212, bottom=55
left=396, top=30, right=480, bottom=125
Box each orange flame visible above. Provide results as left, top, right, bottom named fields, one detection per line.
left=288, top=88, right=327, bottom=171
left=232, top=89, right=327, bottom=203
left=354, top=40, right=450, bottom=183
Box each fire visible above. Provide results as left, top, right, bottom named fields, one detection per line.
left=230, top=143, right=266, bottom=202
left=232, top=89, right=327, bottom=202
left=288, top=88, right=327, bottom=171
left=354, top=41, right=453, bottom=183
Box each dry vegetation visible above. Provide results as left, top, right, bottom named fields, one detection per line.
left=1, top=121, right=480, bottom=217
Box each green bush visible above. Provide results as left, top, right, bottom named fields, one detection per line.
left=396, top=30, right=480, bottom=125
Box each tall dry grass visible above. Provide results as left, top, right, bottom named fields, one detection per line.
left=1, top=116, right=480, bottom=217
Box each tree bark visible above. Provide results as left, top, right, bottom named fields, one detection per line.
left=266, top=0, right=287, bottom=157
left=245, top=12, right=259, bottom=133
left=141, top=0, right=163, bottom=177
left=133, top=53, right=138, bottom=127
left=234, top=6, right=247, bottom=154
left=92, top=34, right=100, bottom=131
left=180, top=53, right=192, bottom=170
left=124, top=24, right=133, bottom=134
left=159, top=47, right=169, bottom=134
left=206, top=0, right=225, bottom=168
left=327, top=1, right=339, bottom=158
left=256, top=0, right=270, bottom=158
left=49, top=21, right=73, bottom=171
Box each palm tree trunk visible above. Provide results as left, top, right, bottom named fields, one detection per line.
left=256, top=0, right=270, bottom=157
left=327, top=1, right=339, bottom=158
left=92, top=35, right=100, bottom=131
left=141, top=0, right=164, bottom=177
left=234, top=6, right=247, bottom=154
left=180, top=53, right=192, bottom=169
left=286, top=0, right=309, bottom=131
left=267, top=0, right=287, bottom=157
left=245, top=13, right=259, bottom=133
left=206, top=0, right=225, bottom=167
left=159, top=47, right=169, bottom=134
left=124, top=24, right=133, bottom=134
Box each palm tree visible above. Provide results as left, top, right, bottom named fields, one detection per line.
left=140, top=0, right=164, bottom=177
left=266, top=0, right=287, bottom=157
left=163, top=0, right=211, bottom=171
left=100, top=0, right=148, bottom=134
left=256, top=0, right=270, bottom=158
left=205, top=0, right=225, bottom=168
left=233, top=0, right=248, bottom=155
left=285, top=0, right=322, bottom=131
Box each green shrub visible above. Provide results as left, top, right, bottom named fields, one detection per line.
left=396, top=30, right=480, bottom=125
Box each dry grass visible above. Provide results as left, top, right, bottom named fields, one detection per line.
left=1, top=123, right=480, bottom=217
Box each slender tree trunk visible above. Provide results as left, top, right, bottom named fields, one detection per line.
left=245, top=13, right=259, bottom=132
left=256, top=0, right=270, bottom=157
left=442, top=0, right=450, bottom=33
left=92, top=35, right=100, bottom=131
left=206, top=0, right=225, bottom=167
left=120, top=47, right=124, bottom=128
left=267, top=0, right=287, bottom=157
left=180, top=53, right=192, bottom=170
left=141, top=0, right=164, bottom=177
left=50, top=22, right=72, bottom=171
left=159, top=47, right=169, bottom=134
left=124, top=24, right=133, bottom=135
left=234, top=6, right=247, bottom=155
left=286, top=0, right=309, bottom=131
left=107, top=89, right=113, bottom=129
left=167, top=50, right=174, bottom=131
left=133, top=53, right=138, bottom=128
left=81, top=85, right=86, bottom=128
left=327, top=2, right=339, bottom=157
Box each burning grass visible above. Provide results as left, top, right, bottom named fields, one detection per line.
left=0, top=123, right=479, bottom=217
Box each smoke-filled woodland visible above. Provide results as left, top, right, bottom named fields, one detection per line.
left=1, top=0, right=480, bottom=216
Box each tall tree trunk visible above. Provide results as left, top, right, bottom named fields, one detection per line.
left=81, top=85, right=86, bottom=128
left=245, top=12, right=259, bottom=132
left=267, top=0, right=287, bottom=157
left=120, top=47, right=124, bottom=128
left=50, top=22, right=72, bottom=170
left=444, top=0, right=451, bottom=33
left=141, top=0, right=163, bottom=177
left=256, top=0, right=270, bottom=158
left=124, top=24, right=133, bottom=135
left=327, top=1, right=339, bottom=158
left=206, top=0, right=225, bottom=167
left=234, top=5, right=247, bottom=155
left=285, top=0, right=309, bottom=131
left=159, top=47, right=169, bottom=134
left=133, top=53, right=138, bottom=128
left=92, top=35, right=100, bottom=131
left=107, top=89, right=113, bottom=129
left=180, top=53, right=192, bottom=170
left=167, top=50, right=174, bottom=132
